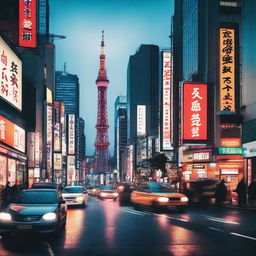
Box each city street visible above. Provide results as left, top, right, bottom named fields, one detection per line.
left=0, top=197, right=255, bottom=256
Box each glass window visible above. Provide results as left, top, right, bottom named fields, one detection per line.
left=16, top=191, right=58, bottom=204
left=62, top=187, right=84, bottom=193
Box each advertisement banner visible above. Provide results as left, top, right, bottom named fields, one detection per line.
left=0, top=115, right=25, bottom=152
left=183, top=83, right=207, bottom=142
left=0, top=37, right=22, bottom=111
left=68, top=114, right=75, bottom=155
left=19, top=0, right=37, bottom=48
left=219, top=28, right=235, bottom=112
left=67, top=155, right=76, bottom=184
left=137, top=105, right=146, bottom=137
left=162, top=51, right=172, bottom=150
left=54, top=123, right=61, bottom=152
left=27, top=132, right=35, bottom=167
left=54, top=153, right=62, bottom=170
left=34, top=131, right=40, bottom=165
left=46, top=105, right=53, bottom=177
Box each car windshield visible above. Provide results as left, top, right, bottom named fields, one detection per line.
left=16, top=191, right=58, bottom=204
left=150, top=183, right=174, bottom=193
left=32, top=183, right=57, bottom=189
left=62, top=187, right=84, bottom=193
left=100, top=186, right=114, bottom=190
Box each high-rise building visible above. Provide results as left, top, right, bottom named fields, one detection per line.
left=94, top=31, right=110, bottom=173
left=173, top=0, right=242, bottom=190
left=114, top=96, right=127, bottom=180
left=55, top=70, right=80, bottom=116
left=127, top=45, right=159, bottom=143
left=241, top=0, right=256, bottom=183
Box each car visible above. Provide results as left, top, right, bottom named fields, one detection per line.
left=131, top=182, right=189, bottom=212
left=97, top=186, right=118, bottom=200
left=90, top=187, right=100, bottom=196
left=31, top=182, right=58, bottom=190
left=61, top=186, right=88, bottom=207
left=183, top=179, right=218, bottom=204
left=117, top=183, right=136, bottom=205
left=0, top=189, right=67, bottom=237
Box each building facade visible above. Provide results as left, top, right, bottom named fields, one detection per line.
left=173, top=0, right=243, bottom=191
left=114, top=96, right=127, bottom=181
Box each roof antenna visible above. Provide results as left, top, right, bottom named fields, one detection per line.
left=101, top=30, right=104, bottom=47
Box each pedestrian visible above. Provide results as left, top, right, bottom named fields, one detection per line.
left=10, top=184, right=19, bottom=202
left=1, top=182, right=11, bottom=208
left=235, top=178, right=247, bottom=206
left=215, top=179, right=227, bottom=206
left=248, top=178, right=256, bottom=205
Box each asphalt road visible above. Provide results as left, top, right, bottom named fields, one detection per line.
left=0, top=197, right=256, bottom=256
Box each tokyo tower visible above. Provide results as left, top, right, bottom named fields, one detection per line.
left=94, top=31, right=110, bottom=173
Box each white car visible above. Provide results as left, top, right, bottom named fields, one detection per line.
left=61, top=186, right=88, bottom=207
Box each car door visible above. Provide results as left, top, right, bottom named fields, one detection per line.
left=133, top=184, right=151, bottom=205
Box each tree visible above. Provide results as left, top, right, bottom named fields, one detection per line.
left=148, top=153, right=168, bottom=177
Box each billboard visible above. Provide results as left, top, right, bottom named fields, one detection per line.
left=0, top=115, right=25, bottom=152
left=68, top=114, right=75, bottom=155
left=0, top=37, right=22, bottom=111
left=54, top=153, right=62, bottom=170
left=67, top=155, right=76, bottom=184
left=137, top=105, right=146, bottom=136
left=183, top=83, right=207, bottom=142
left=19, top=0, right=37, bottom=48
left=219, top=28, right=235, bottom=112
left=162, top=51, right=172, bottom=150
left=46, top=105, right=53, bottom=178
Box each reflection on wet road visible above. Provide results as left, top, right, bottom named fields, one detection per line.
left=0, top=197, right=256, bottom=256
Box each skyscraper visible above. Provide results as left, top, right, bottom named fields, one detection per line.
left=127, top=45, right=159, bottom=143
left=55, top=70, right=80, bottom=116
left=114, top=96, right=127, bottom=180
left=173, top=0, right=242, bottom=189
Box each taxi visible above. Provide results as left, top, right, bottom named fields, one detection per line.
left=131, top=182, right=188, bottom=211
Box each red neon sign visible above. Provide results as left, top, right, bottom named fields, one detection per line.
left=19, top=0, right=37, bottom=48
left=183, top=83, right=207, bottom=141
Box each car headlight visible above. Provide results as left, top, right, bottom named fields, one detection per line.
left=0, top=212, right=12, bottom=221
left=101, top=192, right=107, bottom=197
left=76, top=196, right=84, bottom=201
left=113, top=193, right=118, bottom=197
left=157, top=197, right=169, bottom=202
left=180, top=196, right=189, bottom=202
left=42, top=212, right=57, bottom=221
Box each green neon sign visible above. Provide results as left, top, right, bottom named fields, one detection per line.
left=218, top=147, right=242, bottom=155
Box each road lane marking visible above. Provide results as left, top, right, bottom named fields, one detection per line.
left=43, top=241, right=55, bottom=256
left=154, top=213, right=189, bottom=222
left=121, top=209, right=148, bottom=216
left=209, top=227, right=224, bottom=232
left=230, top=232, right=256, bottom=241
left=204, top=216, right=239, bottom=225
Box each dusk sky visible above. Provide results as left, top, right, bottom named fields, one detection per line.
left=49, top=0, right=174, bottom=156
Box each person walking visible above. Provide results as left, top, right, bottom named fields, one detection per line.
left=1, top=182, right=11, bottom=208
left=215, top=179, right=227, bottom=206
left=248, top=178, right=256, bottom=205
left=235, top=178, right=247, bottom=206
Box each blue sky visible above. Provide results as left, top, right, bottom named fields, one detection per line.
left=49, top=0, right=174, bottom=156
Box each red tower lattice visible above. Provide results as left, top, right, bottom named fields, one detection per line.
left=94, top=31, right=110, bottom=173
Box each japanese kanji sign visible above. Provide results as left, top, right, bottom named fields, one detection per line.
left=68, top=114, right=76, bottom=155
left=183, top=83, right=207, bottom=141
left=0, top=115, right=25, bottom=153
left=219, top=28, right=235, bottom=112
left=0, top=37, right=22, bottom=111
left=137, top=105, right=146, bottom=137
left=162, top=51, right=172, bottom=150
left=19, top=0, right=37, bottom=48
